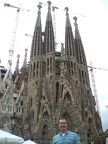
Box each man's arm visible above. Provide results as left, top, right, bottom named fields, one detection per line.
left=75, top=134, right=80, bottom=144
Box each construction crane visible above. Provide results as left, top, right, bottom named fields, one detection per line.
left=4, top=3, right=29, bottom=62
left=88, top=62, right=108, bottom=115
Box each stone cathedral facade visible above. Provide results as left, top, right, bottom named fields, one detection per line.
left=0, top=1, right=103, bottom=144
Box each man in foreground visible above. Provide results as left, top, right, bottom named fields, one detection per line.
left=52, top=118, right=80, bottom=144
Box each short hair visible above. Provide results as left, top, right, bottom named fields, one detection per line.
left=59, top=117, right=67, bottom=122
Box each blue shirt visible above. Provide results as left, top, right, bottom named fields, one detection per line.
left=52, top=131, right=80, bottom=144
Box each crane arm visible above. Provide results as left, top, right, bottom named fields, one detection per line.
left=4, top=3, right=20, bottom=9
left=87, top=66, right=108, bottom=71
left=4, top=3, right=30, bottom=12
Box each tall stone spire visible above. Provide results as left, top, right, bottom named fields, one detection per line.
left=44, top=1, right=55, bottom=53
left=73, top=16, right=87, bottom=65
left=65, top=7, right=76, bottom=57
left=30, top=3, right=42, bottom=58
left=73, top=16, right=90, bottom=88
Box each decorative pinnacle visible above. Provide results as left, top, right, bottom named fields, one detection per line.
left=65, top=7, right=69, bottom=15
left=47, top=1, right=51, bottom=6
left=17, top=54, right=20, bottom=64
left=17, top=54, right=20, bottom=59
left=73, top=16, right=78, bottom=27
left=37, top=3, right=42, bottom=9
left=73, top=16, right=77, bottom=22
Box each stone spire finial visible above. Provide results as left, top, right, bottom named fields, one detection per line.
left=37, top=3, right=42, bottom=16
left=47, top=1, right=51, bottom=7
left=65, top=7, right=69, bottom=16
left=73, top=16, right=77, bottom=22
left=73, top=16, right=78, bottom=27
left=15, top=54, right=20, bottom=73
left=73, top=16, right=81, bottom=39
left=37, top=3, right=42, bottom=9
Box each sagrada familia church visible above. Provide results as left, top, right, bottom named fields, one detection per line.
left=0, top=1, right=103, bottom=144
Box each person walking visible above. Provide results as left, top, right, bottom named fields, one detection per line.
left=52, top=118, right=80, bottom=144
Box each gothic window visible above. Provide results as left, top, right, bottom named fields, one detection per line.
left=79, top=69, right=82, bottom=82
left=30, top=64, right=32, bottom=79
left=42, top=61, right=46, bottom=75
left=21, top=100, right=23, bottom=106
left=31, top=110, right=34, bottom=119
left=85, top=111, right=87, bottom=118
left=37, top=62, right=39, bottom=69
left=43, top=111, right=49, bottom=119
left=64, top=92, right=71, bottom=102
left=74, top=63, right=76, bottom=75
left=47, top=58, right=49, bottom=66
left=6, top=97, right=9, bottom=104
left=47, top=68, right=49, bottom=74
left=36, top=62, right=39, bottom=76
left=50, top=57, right=52, bottom=65
left=56, top=82, right=59, bottom=103
left=33, top=62, right=36, bottom=77
left=29, top=98, right=32, bottom=107
left=50, top=67, right=52, bottom=73
left=82, top=70, right=85, bottom=84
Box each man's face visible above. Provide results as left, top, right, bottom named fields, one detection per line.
left=59, top=119, right=67, bottom=132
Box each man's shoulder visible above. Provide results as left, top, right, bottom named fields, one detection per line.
left=53, top=133, right=60, bottom=139
left=68, top=131, right=78, bottom=136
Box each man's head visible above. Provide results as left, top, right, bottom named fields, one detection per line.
left=59, top=118, right=67, bottom=133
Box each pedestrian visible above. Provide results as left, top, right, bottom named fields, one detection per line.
left=52, top=118, right=80, bottom=144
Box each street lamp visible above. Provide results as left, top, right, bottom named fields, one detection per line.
left=10, top=112, right=17, bottom=134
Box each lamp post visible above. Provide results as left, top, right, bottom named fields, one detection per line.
left=10, top=112, right=17, bottom=134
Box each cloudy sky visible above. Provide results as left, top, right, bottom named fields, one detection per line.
left=0, top=0, right=108, bottom=131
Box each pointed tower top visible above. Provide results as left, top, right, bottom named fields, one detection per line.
left=47, top=1, right=51, bottom=7
left=65, top=7, right=71, bottom=28
left=36, top=3, right=42, bottom=28
left=73, top=16, right=78, bottom=27
left=65, top=7, right=69, bottom=16
left=73, top=16, right=81, bottom=39
left=45, top=1, right=52, bottom=22
left=15, top=54, right=20, bottom=74
left=37, top=3, right=42, bottom=10
left=73, top=16, right=77, bottom=21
